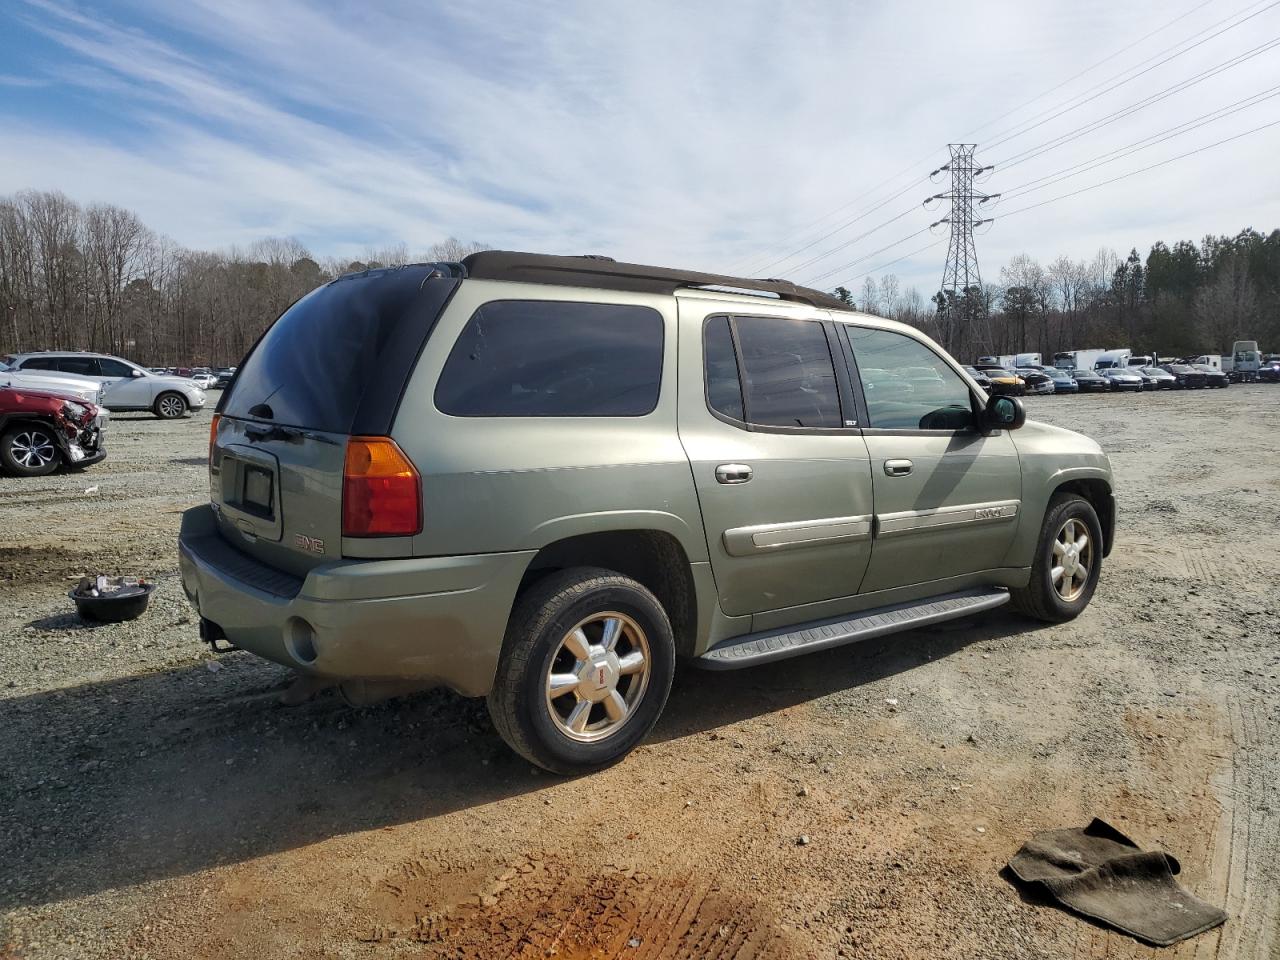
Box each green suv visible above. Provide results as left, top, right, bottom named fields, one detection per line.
left=179, top=252, right=1114, bottom=774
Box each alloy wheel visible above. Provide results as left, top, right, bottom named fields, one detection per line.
left=158, top=395, right=185, bottom=418
left=10, top=430, right=56, bottom=469
left=544, top=611, right=651, bottom=743
left=1051, top=517, right=1093, bottom=602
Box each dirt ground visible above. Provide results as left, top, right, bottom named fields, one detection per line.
left=1, top=387, right=1278, bottom=960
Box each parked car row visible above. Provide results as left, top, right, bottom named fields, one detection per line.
left=148, top=365, right=236, bottom=390
left=966, top=358, right=1245, bottom=395
left=4, top=352, right=207, bottom=418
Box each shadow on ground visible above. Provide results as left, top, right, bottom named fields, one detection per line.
left=0, top=611, right=1042, bottom=910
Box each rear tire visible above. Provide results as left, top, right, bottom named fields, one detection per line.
left=154, top=392, right=187, bottom=419
left=1010, top=494, right=1103, bottom=623
left=487, top=567, right=676, bottom=775
left=0, top=423, right=61, bottom=476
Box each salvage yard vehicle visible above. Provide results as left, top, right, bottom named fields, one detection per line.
left=0, top=386, right=107, bottom=476
left=0, top=359, right=106, bottom=405
left=1099, top=368, right=1144, bottom=392
left=1137, top=366, right=1176, bottom=389
left=1044, top=367, right=1078, bottom=394
left=1071, top=369, right=1110, bottom=392
left=971, top=363, right=1026, bottom=395
left=179, top=253, right=1115, bottom=774
left=1161, top=363, right=1207, bottom=389
left=1016, top=367, right=1055, bottom=395
left=6, top=351, right=206, bottom=419
left=1191, top=363, right=1230, bottom=388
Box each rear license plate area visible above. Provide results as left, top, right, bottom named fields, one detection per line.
left=241, top=464, right=274, bottom=519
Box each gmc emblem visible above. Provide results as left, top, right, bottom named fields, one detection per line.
left=294, top=533, right=325, bottom=554
left=973, top=507, right=1004, bottom=521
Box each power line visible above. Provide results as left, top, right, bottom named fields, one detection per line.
left=729, top=0, right=1278, bottom=282
left=984, top=0, right=1280, bottom=152
left=726, top=161, right=937, bottom=276
left=802, top=227, right=931, bottom=286
left=997, top=118, right=1280, bottom=221
left=821, top=118, right=1280, bottom=291
left=994, top=84, right=1280, bottom=202
left=840, top=238, right=949, bottom=288
left=992, top=35, right=1280, bottom=170
left=747, top=176, right=926, bottom=277
left=958, top=0, right=1218, bottom=140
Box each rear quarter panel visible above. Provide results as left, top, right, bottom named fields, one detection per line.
left=391, top=279, right=708, bottom=563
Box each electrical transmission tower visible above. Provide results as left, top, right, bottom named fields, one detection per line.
left=927, top=144, right=996, bottom=349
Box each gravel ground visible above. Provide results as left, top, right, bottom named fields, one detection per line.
left=1, top=386, right=1278, bottom=960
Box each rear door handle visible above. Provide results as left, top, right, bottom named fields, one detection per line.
left=884, top=459, right=913, bottom=477
left=715, top=463, right=753, bottom=484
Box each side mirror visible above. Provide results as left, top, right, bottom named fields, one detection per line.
left=984, top=395, right=1025, bottom=431
left=130, top=368, right=145, bottom=378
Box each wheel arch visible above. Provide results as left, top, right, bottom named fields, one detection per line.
left=516, top=529, right=701, bottom=658
left=1050, top=476, right=1115, bottom=557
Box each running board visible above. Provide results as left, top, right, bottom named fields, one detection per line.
left=694, top=587, right=1009, bottom=670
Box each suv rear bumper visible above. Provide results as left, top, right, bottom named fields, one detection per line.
left=177, top=505, right=533, bottom=696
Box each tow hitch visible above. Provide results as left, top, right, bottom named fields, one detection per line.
left=199, top=616, right=236, bottom=653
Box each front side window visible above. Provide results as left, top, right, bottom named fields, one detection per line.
left=733, top=315, right=842, bottom=429
left=97, top=358, right=135, bottom=377
left=846, top=327, right=974, bottom=430
left=435, top=300, right=664, bottom=417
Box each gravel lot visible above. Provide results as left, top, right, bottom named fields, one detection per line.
left=2, top=387, right=1278, bottom=960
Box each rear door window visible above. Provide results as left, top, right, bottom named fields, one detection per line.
left=435, top=300, right=663, bottom=417
left=733, top=316, right=842, bottom=429
left=703, top=316, right=744, bottom=421
left=56, top=357, right=101, bottom=376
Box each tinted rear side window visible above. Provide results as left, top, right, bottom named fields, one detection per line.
left=704, top=316, right=744, bottom=421
left=223, top=266, right=457, bottom=434
left=57, top=357, right=100, bottom=376
left=735, top=316, right=841, bottom=428
left=435, top=300, right=663, bottom=417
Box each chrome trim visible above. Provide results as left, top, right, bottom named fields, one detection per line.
left=723, top=515, right=873, bottom=557
left=876, top=499, right=1020, bottom=537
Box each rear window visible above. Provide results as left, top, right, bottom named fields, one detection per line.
left=435, top=300, right=663, bottom=417
left=223, top=266, right=458, bottom=434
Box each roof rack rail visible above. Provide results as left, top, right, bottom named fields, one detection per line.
left=460, top=251, right=848, bottom=311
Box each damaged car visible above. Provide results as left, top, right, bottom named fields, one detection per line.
left=0, top=386, right=108, bottom=476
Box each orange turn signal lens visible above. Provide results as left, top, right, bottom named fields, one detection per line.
left=342, top=436, right=421, bottom=537
left=208, top=413, right=221, bottom=461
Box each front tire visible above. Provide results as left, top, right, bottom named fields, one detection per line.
left=1010, top=495, right=1103, bottom=623
left=487, top=567, right=676, bottom=775
left=0, top=424, right=61, bottom=476
left=154, top=392, right=188, bottom=419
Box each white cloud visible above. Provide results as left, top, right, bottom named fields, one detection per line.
left=2, top=0, right=1278, bottom=292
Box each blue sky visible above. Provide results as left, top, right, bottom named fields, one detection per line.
left=2, top=0, right=1279, bottom=295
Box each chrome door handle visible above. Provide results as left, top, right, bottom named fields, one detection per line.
left=884, top=459, right=913, bottom=477
left=715, top=463, right=753, bottom=484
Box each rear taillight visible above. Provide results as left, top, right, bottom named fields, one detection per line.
left=208, top=413, right=221, bottom=462
left=342, top=436, right=421, bottom=537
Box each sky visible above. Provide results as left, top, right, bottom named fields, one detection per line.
left=1, top=0, right=1279, bottom=296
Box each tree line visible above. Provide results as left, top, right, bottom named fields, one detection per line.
left=4, top=187, right=1276, bottom=368
left=837, top=226, right=1280, bottom=361
left=0, top=189, right=484, bottom=366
